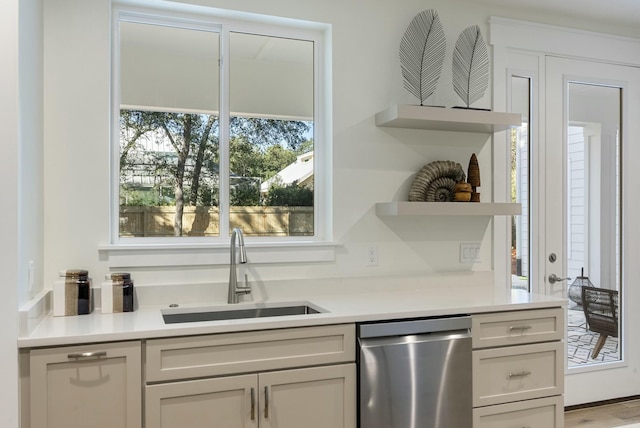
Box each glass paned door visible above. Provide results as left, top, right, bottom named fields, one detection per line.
left=543, top=56, right=640, bottom=404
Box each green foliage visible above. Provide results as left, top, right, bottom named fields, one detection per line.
left=265, top=182, right=314, bottom=206
left=231, top=180, right=261, bottom=206
left=229, top=117, right=311, bottom=151
left=120, top=187, right=173, bottom=206
left=120, top=109, right=313, bottom=216
left=261, top=145, right=297, bottom=180
left=198, top=187, right=218, bottom=207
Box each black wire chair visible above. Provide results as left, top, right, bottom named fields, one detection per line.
left=581, top=285, right=619, bottom=359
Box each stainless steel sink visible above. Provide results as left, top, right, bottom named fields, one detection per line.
left=162, top=302, right=326, bottom=324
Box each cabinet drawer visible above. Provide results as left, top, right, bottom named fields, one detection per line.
left=473, top=341, right=563, bottom=407
left=473, top=395, right=563, bottom=428
left=472, top=308, right=564, bottom=348
left=146, top=324, right=355, bottom=382
left=30, top=341, right=142, bottom=428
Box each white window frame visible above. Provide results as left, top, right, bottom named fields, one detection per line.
left=101, top=4, right=335, bottom=268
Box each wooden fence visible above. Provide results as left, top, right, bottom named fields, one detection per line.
left=119, top=206, right=313, bottom=237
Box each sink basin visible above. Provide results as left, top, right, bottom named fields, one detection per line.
left=162, top=302, right=326, bottom=324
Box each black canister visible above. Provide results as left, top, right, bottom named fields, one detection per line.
left=60, top=269, right=92, bottom=315
left=110, top=272, right=134, bottom=312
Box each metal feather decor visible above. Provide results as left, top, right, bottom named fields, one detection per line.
left=399, top=9, right=446, bottom=106
left=452, top=25, right=489, bottom=108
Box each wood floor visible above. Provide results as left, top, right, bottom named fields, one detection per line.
left=565, top=399, right=640, bottom=427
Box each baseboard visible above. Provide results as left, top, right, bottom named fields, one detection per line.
left=565, top=395, right=640, bottom=412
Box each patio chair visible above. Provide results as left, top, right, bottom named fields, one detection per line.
left=581, top=286, right=619, bottom=359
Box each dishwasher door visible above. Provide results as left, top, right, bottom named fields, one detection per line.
left=358, top=317, right=472, bottom=428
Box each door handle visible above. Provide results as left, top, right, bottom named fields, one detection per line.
left=509, top=370, right=532, bottom=378
left=548, top=273, right=571, bottom=284
left=250, top=388, right=255, bottom=421
left=67, top=351, right=107, bottom=359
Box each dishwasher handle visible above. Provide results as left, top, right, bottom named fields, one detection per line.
left=358, top=316, right=471, bottom=339
left=359, top=328, right=470, bottom=350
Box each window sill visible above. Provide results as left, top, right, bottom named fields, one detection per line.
left=97, top=241, right=339, bottom=268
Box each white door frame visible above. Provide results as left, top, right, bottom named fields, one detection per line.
left=490, top=17, right=640, bottom=405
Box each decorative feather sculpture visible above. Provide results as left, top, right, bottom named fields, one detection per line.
left=452, top=25, right=489, bottom=108
left=399, top=9, right=446, bottom=106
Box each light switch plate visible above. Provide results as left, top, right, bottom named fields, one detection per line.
left=460, top=242, right=481, bottom=263
left=367, top=246, right=379, bottom=266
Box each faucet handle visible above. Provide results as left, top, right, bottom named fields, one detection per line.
left=237, top=273, right=251, bottom=293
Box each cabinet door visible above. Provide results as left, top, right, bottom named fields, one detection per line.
left=473, top=395, right=564, bottom=428
left=145, top=374, right=258, bottom=428
left=473, top=341, right=563, bottom=407
left=30, top=341, right=142, bottom=428
left=259, top=364, right=356, bottom=428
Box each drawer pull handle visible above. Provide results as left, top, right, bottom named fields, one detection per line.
left=509, top=370, right=532, bottom=378
left=67, top=351, right=107, bottom=359
left=509, top=325, right=532, bottom=332
left=264, top=386, right=270, bottom=419
left=250, top=388, right=256, bottom=420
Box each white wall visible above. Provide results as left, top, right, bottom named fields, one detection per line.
left=43, top=0, right=112, bottom=291
left=41, top=0, right=500, bottom=295
left=37, top=0, right=640, bottom=296
left=19, top=0, right=44, bottom=308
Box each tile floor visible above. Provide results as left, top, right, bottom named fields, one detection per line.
left=567, top=308, right=620, bottom=366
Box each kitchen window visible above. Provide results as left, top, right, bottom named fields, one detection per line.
left=108, top=6, right=332, bottom=266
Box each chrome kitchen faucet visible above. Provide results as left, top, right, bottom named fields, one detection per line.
left=228, top=227, right=251, bottom=303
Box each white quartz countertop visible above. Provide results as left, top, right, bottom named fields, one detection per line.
left=18, top=284, right=566, bottom=348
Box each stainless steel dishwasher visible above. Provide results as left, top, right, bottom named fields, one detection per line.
left=357, top=316, right=472, bottom=428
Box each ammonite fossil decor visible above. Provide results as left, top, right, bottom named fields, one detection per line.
left=408, top=160, right=466, bottom=202
left=425, top=177, right=458, bottom=202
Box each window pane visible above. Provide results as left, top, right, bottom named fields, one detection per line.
left=118, top=22, right=220, bottom=238
left=566, top=82, right=621, bottom=367
left=229, top=32, right=314, bottom=237
left=511, top=76, right=531, bottom=291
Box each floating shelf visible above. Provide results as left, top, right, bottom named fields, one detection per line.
left=375, top=104, right=521, bottom=133
left=376, top=202, right=522, bottom=217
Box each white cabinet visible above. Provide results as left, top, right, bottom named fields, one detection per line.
left=29, top=341, right=142, bottom=428
left=144, top=324, right=356, bottom=428
left=259, top=365, right=355, bottom=428
left=472, top=308, right=565, bottom=427
left=473, top=396, right=564, bottom=428
left=145, top=374, right=254, bottom=428
left=145, top=365, right=355, bottom=428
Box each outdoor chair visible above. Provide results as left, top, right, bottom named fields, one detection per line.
left=581, top=285, right=619, bottom=359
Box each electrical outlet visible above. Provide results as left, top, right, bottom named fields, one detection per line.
left=460, top=243, right=481, bottom=263
left=367, top=246, right=379, bottom=266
